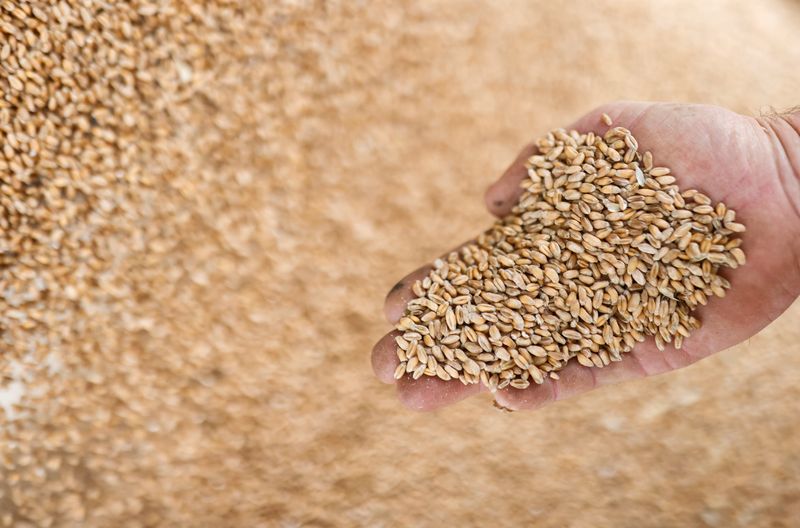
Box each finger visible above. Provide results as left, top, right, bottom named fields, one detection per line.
left=383, top=265, right=433, bottom=324
left=484, top=143, right=537, bottom=217
left=492, top=376, right=558, bottom=411
left=396, top=374, right=483, bottom=412
left=372, top=328, right=487, bottom=406
left=492, top=340, right=691, bottom=411
left=383, top=242, right=470, bottom=324
left=371, top=330, right=402, bottom=384
left=492, top=357, right=640, bottom=412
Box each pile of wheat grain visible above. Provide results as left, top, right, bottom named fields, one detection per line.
left=0, top=1, right=246, bottom=524
left=395, top=116, right=746, bottom=391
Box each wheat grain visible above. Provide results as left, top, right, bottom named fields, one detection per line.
left=394, top=114, right=746, bottom=395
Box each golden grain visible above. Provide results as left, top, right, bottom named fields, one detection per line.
left=394, top=116, right=745, bottom=394
left=0, top=1, right=321, bottom=521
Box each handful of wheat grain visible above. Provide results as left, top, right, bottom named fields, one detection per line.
left=394, top=115, right=746, bottom=391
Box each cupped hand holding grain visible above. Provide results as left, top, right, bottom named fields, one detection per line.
left=373, top=101, right=800, bottom=411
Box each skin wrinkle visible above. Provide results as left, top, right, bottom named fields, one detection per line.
left=624, top=103, right=663, bottom=138
left=623, top=352, right=648, bottom=379
left=783, top=111, right=800, bottom=137
left=631, top=352, right=654, bottom=375
left=760, top=114, right=800, bottom=287
left=763, top=117, right=800, bottom=222
left=783, top=112, right=800, bottom=283
left=547, top=375, right=558, bottom=402
left=584, top=363, right=598, bottom=391
left=499, top=378, right=555, bottom=410
left=625, top=105, right=745, bottom=211
left=713, top=118, right=762, bottom=207
left=630, top=348, right=664, bottom=377
left=664, top=341, right=698, bottom=369
left=550, top=374, right=560, bottom=400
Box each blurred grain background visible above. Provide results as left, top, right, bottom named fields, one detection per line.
left=2, top=0, right=800, bottom=526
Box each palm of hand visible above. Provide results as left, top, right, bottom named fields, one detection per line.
left=373, top=102, right=800, bottom=411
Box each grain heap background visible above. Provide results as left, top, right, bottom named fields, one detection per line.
left=1, top=0, right=799, bottom=526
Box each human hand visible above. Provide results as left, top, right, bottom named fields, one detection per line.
left=372, top=101, right=800, bottom=411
